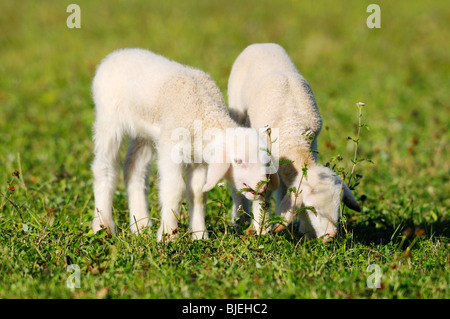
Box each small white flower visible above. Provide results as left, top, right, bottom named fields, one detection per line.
left=356, top=102, right=366, bottom=106
left=217, top=182, right=225, bottom=188
left=263, top=124, right=271, bottom=133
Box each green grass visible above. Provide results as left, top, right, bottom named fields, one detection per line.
left=0, top=0, right=448, bottom=299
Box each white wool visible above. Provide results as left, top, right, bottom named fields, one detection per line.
left=228, top=43, right=361, bottom=240
left=91, top=48, right=275, bottom=241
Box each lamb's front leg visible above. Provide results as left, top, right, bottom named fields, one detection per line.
left=156, top=155, right=185, bottom=242
left=186, top=165, right=209, bottom=240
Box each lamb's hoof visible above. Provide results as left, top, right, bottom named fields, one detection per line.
left=190, top=230, right=209, bottom=240
left=92, top=217, right=116, bottom=235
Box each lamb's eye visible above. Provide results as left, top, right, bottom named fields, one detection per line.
left=234, top=158, right=243, bottom=165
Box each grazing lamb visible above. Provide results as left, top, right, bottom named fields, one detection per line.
left=228, top=43, right=361, bottom=241
left=91, top=48, right=278, bottom=241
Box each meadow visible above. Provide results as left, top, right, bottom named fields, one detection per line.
left=0, top=0, right=448, bottom=299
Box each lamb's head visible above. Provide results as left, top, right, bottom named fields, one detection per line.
left=274, top=165, right=361, bottom=241
left=202, top=127, right=279, bottom=199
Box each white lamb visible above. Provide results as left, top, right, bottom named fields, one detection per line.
left=228, top=43, right=361, bottom=241
left=91, top=48, right=278, bottom=241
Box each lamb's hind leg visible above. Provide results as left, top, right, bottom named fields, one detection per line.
left=124, top=137, right=154, bottom=234
left=91, top=122, right=122, bottom=235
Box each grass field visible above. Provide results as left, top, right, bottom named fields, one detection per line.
left=0, top=0, right=448, bottom=299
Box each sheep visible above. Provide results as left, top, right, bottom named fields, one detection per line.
left=91, top=48, right=278, bottom=241
left=227, top=43, right=361, bottom=241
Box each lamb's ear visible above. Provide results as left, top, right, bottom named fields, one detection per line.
left=202, top=162, right=230, bottom=192
left=342, top=183, right=361, bottom=212
left=202, top=130, right=230, bottom=192
left=267, top=173, right=280, bottom=191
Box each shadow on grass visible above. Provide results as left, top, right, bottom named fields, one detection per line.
left=347, top=216, right=449, bottom=246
